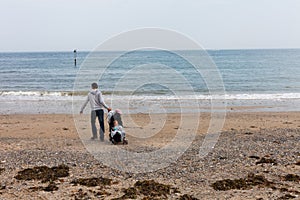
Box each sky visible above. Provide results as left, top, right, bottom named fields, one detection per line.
left=0, top=0, right=300, bottom=52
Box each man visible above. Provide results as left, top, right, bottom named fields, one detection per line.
left=80, top=83, right=111, bottom=141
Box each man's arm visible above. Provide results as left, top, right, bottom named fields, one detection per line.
left=80, top=95, right=89, bottom=114
left=98, top=91, right=109, bottom=110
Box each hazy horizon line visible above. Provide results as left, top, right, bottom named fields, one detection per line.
left=1, top=47, right=300, bottom=53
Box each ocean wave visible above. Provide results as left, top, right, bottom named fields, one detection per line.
left=0, top=91, right=72, bottom=97
left=204, top=93, right=300, bottom=100
left=0, top=91, right=300, bottom=100
left=0, top=91, right=128, bottom=97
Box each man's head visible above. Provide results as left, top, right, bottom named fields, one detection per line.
left=91, top=82, right=98, bottom=89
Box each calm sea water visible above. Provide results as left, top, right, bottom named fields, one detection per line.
left=0, top=49, right=299, bottom=94
left=0, top=49, right=299, bottom=114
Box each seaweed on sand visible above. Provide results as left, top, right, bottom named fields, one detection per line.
left=134, top=180, right=172, bottom=197
left=120, top=187, right=139, bottom=199
left=284, top=174, right=300, bottom=182
left=15, top=164, right=69, bottom=182
left=178, top=194, right=199, bottom=200
left=113, top=180, right=178, bottom=199
left=211, top=173, right=273, bottom=191
left=277, top=194, right=296, bottom=199
left=256, top=157, right=277, bottom=165
left=71, top=177, right=112, bottom=187
left=29, top=181, right=59, bottom=192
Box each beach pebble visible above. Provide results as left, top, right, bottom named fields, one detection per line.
left=0, top=184, right=5, bottom=190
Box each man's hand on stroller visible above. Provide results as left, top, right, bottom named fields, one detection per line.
left=107, top=107, right=112, bottom=112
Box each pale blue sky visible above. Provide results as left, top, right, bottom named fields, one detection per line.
left=0, top=0, right=300, bottom=51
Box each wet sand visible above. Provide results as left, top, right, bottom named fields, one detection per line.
left=0, top=112, right=299, bottom=199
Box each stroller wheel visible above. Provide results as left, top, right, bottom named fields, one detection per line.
left=123, top=139, right=128, bottom=145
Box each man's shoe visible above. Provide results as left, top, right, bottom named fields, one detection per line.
left=91, top=137, right=97, bottom=140
left=100, top=138, right=104, bottom=142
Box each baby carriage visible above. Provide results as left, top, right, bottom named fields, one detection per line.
left=107, top=109, right=128, bottom=145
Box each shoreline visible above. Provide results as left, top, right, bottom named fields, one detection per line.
left=1, top=91, right=300, bottom=115
left=1, top=98, right=300, bottom=114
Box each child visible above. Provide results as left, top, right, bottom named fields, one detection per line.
left=107, top=109, right=123, bottom=134
left=110, top=120, right=128, bottom=144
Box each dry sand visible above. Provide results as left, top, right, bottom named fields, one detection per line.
left=0, top=112, right=299, bottom=199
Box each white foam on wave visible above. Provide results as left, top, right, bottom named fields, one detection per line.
left=111, top=93, right=300, bottom=100
left=0, top=91, right=300, bottom=101
left=0, top=91, right=75, bottom=102
left=1, top=91, right=299, bottom=114
left=0, top=91, right=70, bottom=97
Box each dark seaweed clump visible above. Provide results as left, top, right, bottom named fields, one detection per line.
left=15, top=164, right=69, bottom=182
left=256, top=157, right=277, bottom=165
left=249, top=155, right=260, bottom=159
left=0, top=168, right=4, bottom=175
left=178, top=194, right=199, bottom=200
left=43, top=182, right=59, bottom=192
left=211, top=174, right=272, bottom=191
left=72, top=188, right=90, bottom=200
left=135, top=180, right=171, bottom=197
left=71, top=188, right=111, bottom=199
left=277, top=194, right=296, bottom=199
left=29, top=182, right=59, bottom=192
left=113, top=180, right=178, bottom=199
left=119, top=187, right=139, bottom=199
left=71, top=177, right=112, bottom=187
left=284, top=174, right=300, bottom=182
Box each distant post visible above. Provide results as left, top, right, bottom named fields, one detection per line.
left=73, top=49, right=77, bottom=67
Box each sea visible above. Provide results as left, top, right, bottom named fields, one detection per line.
left=0, top=49, right=299, bottom=114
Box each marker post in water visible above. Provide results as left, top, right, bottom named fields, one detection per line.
left=73, top=49, right=77, bottom=67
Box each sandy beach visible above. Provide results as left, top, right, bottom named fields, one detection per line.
left=1, top=0, right=300, bottom=199
left=0, top=112, right=299, bottom=199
